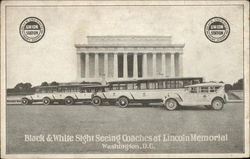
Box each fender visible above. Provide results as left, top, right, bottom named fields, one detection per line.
left=91, top=93, right=103, bottom=99
left=163, top=93, right=183, bottom=105
left=23, top=95, right=33, bottom=101
left=212, top=96, right=225, bottom=104
left=65, top=96, right=75, bottom=100
left=117, top=95, right=131, bottom=101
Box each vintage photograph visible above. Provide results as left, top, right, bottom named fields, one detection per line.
left=1, top=0, right=249, bottom=158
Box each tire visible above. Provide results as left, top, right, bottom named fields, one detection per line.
left=64, top=97, right=75, bottom=105
left=21, top=98, right=30, bottom=105
left=211, top=98, right=224, bottom=110
left=165, top=99, right=178, bottom=110
left=118, top=97, right=129, bottom=108
left=42, top=97, right=51, bottom=105
left=205, top=105, right=212, bottom=110
left=92, top=96, right=102, bottom=106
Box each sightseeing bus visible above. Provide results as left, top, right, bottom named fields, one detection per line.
left=91, top=77, right=204, bottom=107
left=21, top=84, right=108, bottom=105
left=162, top=82, right=227, bottom=111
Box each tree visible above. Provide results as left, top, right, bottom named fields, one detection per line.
left=23, top=83, right=32, bottom=90
left=50, top=81, right=59, bottom=86
left=41, top=81, right=49, bottom=86
left=224, top=84, right=233, bottom=92
left=232, top=78, right=243, bottom=90
left=11, top=82, right=33, bottom=95
left=14, top=83, right=24, bottom=90
left=80, top=81, right=88, bottom=84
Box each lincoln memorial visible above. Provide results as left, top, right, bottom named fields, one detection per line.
left=75, top=36, right=184, bottom=82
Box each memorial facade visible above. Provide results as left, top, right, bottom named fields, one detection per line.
left=75, top=36, right=184, bottom=82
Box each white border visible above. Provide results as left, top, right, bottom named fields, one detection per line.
left=1, top=0, right=249, bottom=158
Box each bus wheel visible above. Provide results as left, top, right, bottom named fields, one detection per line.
left=118, top=97, right=129, bottom=108
left=165, top=99, right=178, bottom=110
left=92, top=96, right=102, bottom=106
left=42, top=97, right=51, bottom=105
left=64, top=97, right=75, bottom=105
left=211, top=98, right=224, bottom=110
left=21, top=98, right=29, bottom=105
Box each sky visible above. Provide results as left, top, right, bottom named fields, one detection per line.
left=6, top=5, right=244, bottom=88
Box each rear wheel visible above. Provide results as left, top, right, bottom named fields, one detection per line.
left=211, top=98, right=224, bottom=110
left=64, top=97, right=75, bottom=105
left=118, top=97, right=129, bottom=108
left=21, top=98, right=30, bottom=105
left=165, top=99, right=178, bottom=110
left=92, top=96, right=102, bottom=106
left=42, top=97, right=51, bottom=105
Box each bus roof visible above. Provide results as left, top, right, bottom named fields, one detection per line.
left=107, top=77, right=204, bottom=83
left=80, top=85, right=109, bottom=88
left=184, top=82, right=225, bottom=88
left=34, top=84, right=102, bottom=88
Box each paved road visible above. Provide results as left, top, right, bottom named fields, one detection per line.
left=6, top=103, right=244, bottom=154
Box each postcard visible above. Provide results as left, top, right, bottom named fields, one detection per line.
left=1, top=0, right=249, bottom=158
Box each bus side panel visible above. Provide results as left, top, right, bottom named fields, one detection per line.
left=31, top=93, right=54, bottom=101
left=53, top=92, right=77, bottom=100
left=75, top=92, right=92, bottom=100
left=130, top=89, right=181, bottom=100
left=103, top=91, right=133, bottom=100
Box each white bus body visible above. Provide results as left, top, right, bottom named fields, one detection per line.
left=162, top=83, right=227, bottom=110
left=92, top=77, right=204, bottom=107
left=21, top=85, right=107, bottom=105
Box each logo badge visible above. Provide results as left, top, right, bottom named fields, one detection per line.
left=19, top=17, right=45, bottom=43
left=204, top=17, right=230, bottom=43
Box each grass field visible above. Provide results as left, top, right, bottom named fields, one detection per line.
left=6, top=103, right=244, bottom=154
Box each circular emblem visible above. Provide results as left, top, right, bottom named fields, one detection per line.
left=19, top=17, right=45, bottom=43
left=204, top=17, right=230, bottom=43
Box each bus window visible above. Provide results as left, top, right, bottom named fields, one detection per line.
left=165, top=81, right=171, bottom=89
left=155, top=81, right=159, bottom=89
left=193, top=79, right=201, bottom=84
left=190, top=87, right=198, bottom=93
left=134, top=83, right=138, bottom=90
left=170, top=80, right=176, bottom=89
left=176, top=81, right=184, bottom=88
left=140, top=82, right=147, bottom=90
left=127, top=83, right=134, bottom=90
left=184, top=80, right=192, bottom=86
left=119, top=84, right=127, bottom=90
left=57, top=87, right=62, bottom=92
left=158, top=81, right=164, bottom=89
left=209, top=86, right=216, bottom=93
left=148, top=82, right=156, bottom=89
left=104, top=87, right=109, bottom=92
left=111, top=84, right=119, bottom=90
left=80, top=88, right=85, bottom=93
left=46, top=88, right=52, bottom=93
left=201, top=87, right=209, bottom=93
left=215, top=86, right=221, bottom=92
left=35, top=88, right=41, bottom=93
